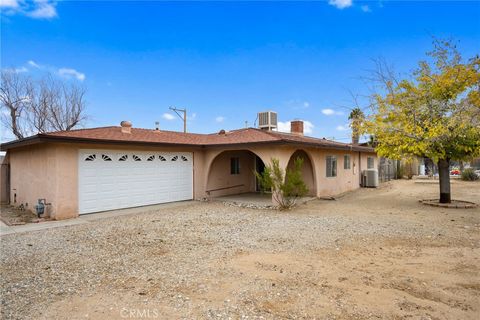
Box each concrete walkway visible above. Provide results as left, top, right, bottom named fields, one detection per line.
left=0, top=200, right=195, bottom=236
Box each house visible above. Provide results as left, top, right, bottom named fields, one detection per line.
left=0, top=115, right=377, bottom=219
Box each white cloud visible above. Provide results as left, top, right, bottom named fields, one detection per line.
left=58, top=68, right=85, bottom=81
left=336, top=124, right=350, bottom=131
left=162, top=113, right=175, bottom=121
left=28, top=60, right=41, bottom=68
left=321, top=108, right=344, bottom=116
left=0, top=0, right=19, bottom=8
left=277, top=120, right=314, bottom=135
left=5, top=61, right=87, bottom=82
left=2, top=66, right=27, bottom=73
left=215, top=116, right=225, bottom=123
left=277, top=121, right=290, bottom=133
left=1, top=0, right=57, bottom=19
left=27, top=0, right=57, bottom=19
left=361, top=5, right=371, bottom=13
left=328, top=0, right=353, bottom=10
left=188, top=113, right=197, bottom=121
left=15, top=66, right=28, bottom=73
left=286, top=99, right=311, bottom=110
left=303, top=121, right=314, bottom=135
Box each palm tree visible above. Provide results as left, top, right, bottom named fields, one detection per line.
left=348, top=107, right=365, bottom=145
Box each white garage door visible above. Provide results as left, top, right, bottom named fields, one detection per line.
left=78, top=150, right=193, bottom=214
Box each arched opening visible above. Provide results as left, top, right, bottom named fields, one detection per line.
left=286, top=149, right=316, bottom=196
left=206, top=150, right=267, bottom=198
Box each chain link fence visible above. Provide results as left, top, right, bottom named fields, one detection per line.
left=378, top=157, right=398, bottom=182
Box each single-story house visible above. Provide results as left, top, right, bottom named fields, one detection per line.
left=0, top=117, right=377, bottom=219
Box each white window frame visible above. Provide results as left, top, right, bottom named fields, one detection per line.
left=326, top=155, right=337, bottom=178
left=344, top=155, right=351, bottom=170
left=367, top=156, right=375, bottom=169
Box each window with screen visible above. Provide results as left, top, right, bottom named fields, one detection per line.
left=367, top=157, right=375, bottom=169
left=344, top=155, right=351, bottom=169
left=326, top=156, right=337, bottom=177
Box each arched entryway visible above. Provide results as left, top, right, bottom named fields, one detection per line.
left=206, top=150, right=267, bottom=198
left=286, top=149, right=316, bottom=196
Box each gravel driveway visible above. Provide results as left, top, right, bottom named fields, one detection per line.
left=1, top=180, right=479, bottom=319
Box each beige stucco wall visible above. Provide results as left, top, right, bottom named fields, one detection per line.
left=203, top=145, right=377, bottom=199
left=8, top=142, right=204, bottom=219
left=286, top=150, right=316, bottom=196
left=9, top=144, right=57, bottom=217
left=205, top=150, right=257, bottom=197
left=8, top=141, right=377, bottom=219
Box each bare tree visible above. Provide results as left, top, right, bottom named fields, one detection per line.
left=0, top=71, right=31, bottom=139
left=1, top=71, right=87, bottom=139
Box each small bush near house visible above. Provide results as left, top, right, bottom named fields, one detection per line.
left=255, top=157, right=308, bottom=210
left=461, top=168, right=479, bottom=181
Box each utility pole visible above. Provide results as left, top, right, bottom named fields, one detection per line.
left=169, top=107, right=187, bottom=133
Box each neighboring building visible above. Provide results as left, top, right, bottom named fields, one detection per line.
left=0, top=116, right=377, bottom=220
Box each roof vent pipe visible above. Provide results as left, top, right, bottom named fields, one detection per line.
left=120, top=121, right=132, bottom=134
left=290, top=120, right=304, bottom=136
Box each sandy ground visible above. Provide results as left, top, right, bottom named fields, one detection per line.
left=0, top=205, right=43, bottom=226
left=1, top=180, right=479, bottom=319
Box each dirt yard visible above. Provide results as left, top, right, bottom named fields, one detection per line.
left=0, top=205, right=44, bottom=226
left=1, top=180, right=479, bottom=319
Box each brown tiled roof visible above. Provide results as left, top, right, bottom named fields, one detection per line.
left=0, top=126, right=375, bottom=152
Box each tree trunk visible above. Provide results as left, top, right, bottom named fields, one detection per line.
left=352, top=134, right=359, bottom=145
left=438, top=158, right=451, bottom=203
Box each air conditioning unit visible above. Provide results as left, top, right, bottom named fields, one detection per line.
left=362, top=169, right=379, bottom=188
left=258, top=111, right=277, bottom=131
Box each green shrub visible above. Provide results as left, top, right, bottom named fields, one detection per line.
left=461, top=168, right=479, bottom=181
left=255, top=157, right=309, bottom=210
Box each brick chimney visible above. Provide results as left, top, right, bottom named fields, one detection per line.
left=120, top=121, right=132, bottom=134
left=290, top=120, right=304, bottom=136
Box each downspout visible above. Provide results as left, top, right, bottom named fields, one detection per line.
left=192, top=152, right=195, bottom=200
left=358, top=151, right=362, bottom=187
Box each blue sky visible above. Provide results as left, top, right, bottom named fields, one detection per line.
left=1, top=0, right=479, bottom=142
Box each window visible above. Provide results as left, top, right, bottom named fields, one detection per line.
left=85, top=154, right=96, bottom=161
left=181, top=155, right=188, bottom=162
left=159, top=156, right=166, bottom=161
left=367, top=157, right=375, bottom=169
left=344, top=155, right=351, bottom=169
left=102, top=154, right=112, bottom=161
left=326, top=156, right=337, bottom=177
left=118, top=155, right=128, bottom=161
left=133, top=155, right=142, bottom=161
left=171, top=156, right=178, bottom=161
left=147, top=155, right=155, bottom=161
left=230, top=157, right=240, bottom=175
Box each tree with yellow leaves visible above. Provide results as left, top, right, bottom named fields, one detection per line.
left=365, top=39, right=480, bottom=203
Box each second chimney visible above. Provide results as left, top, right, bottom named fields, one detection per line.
left=120, top=120, right=132, bottom=134
left=290, top=120, right=304, bottom=136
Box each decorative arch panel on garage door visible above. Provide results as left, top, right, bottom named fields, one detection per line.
left=78, top=150, right=193, bottom=214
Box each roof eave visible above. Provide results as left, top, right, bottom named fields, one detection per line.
left=1, top=134, right=376, bottom=153
left=0, top=135, right=202, bottom=150
left=281, top=140, right=375, bottom=152
left=0, top=135, right=46, bottom=151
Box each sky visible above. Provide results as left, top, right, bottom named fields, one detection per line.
left=1, top=0, right=479, bottom=143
